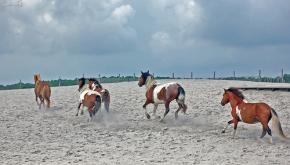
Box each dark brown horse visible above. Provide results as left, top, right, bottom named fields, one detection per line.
left=34, top=74, right=51, bottom=109
left=88, top=78, right=110, bottom=112
left=138, top=71, right=187, bottom=122
left=221, top=88, right=288, bottom=143
left=77, top=78, right=102, bottom=121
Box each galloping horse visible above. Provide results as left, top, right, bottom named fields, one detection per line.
left=88, top=78, right=110, bottom=112
left=221, top=88, right=288, bottom=143
left=138, top=71, right=187, bottom=122
left=34, top=74, right=51, bottom=109
left=77, top=78, right=102, bottom=121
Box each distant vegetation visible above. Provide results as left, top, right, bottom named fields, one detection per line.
left=219, top=74, right=290, bottom=83
left=1, top=74, right=289, bottom=91
left=0, top=76, right=171, bottom=90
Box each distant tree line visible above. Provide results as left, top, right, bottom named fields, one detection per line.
left=0, top=75, right=171, bottom=90
left=220, top=74, right=290, bottom=83
left=1, top=74, right=289, bottom=91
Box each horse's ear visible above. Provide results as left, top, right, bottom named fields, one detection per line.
left=141, top=71, right=143, bottom=74
left=224, top=88, right=227, bottom=92
left=146, top=70, right=149, bottom=74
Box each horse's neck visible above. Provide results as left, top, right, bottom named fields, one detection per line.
left=230, top=95, right=245, bottom=109
left=35, top=80, right=41, bottom=87
left=145, top=76, right=157, bottom=90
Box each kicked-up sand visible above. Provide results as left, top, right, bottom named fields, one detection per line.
left=0, top=80, right=290, bottom=164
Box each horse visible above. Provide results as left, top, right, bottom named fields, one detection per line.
left=220, top=88, right=288, bottom=143
left=34, top=74, right=51, bottom=109
left=77, top=78, right=102, bottom=121
left=88, top=78, right=110, bottom=112
left=138, top=70, right=187, bottom=122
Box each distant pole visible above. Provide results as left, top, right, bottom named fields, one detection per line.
left=258, top=70, right=262, bottom=81
left=153, top=73, right=155, bottom=77
left=82, top=74, right=84, bottom=78
left=191, top=72, right=193, bottom=79
left=98, top=74, right=101, bottom=83
left=19, top=80, right=22, bottom=89
left=233, top=70, right=236, bottom=80
left=281, top=68, right=284, bottom=83
left=58, top=76, right=61, bottom=86
left=213, top=71, right=216, bottom=79
left=172, top=73, right=175, bottom=79
left=133, top=73, right=136, bottom=79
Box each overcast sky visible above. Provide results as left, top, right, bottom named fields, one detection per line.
left=0, top=0, right=290, bottom=84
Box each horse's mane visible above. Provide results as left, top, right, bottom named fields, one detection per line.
left=227, top=88, right=245, bottom=100
left=142, top=72, right=154, bottom=80
left=88, top=78, right=102, bottom=88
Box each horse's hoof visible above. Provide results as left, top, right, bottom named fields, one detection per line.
left=76, top=114, right=78, bottom=116
left=221, top=130, right=225, bottom=133
left=146, top=114, right=151, bottom=119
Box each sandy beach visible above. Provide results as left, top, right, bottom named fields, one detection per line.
left=0, top=80, right=290, bottom=165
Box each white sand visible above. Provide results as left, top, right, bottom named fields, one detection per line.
left=0, top=80, right=290, bottom=164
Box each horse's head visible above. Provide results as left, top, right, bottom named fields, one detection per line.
left=34, top=74, right=41, bottom=84
left=138, top=70, right=150, bottom=87
left=88, top=78, right=102, bottom=90
left=78, top=78, right=86, bottom=92
left=221, top=88, right=245, bottom=106
left=221, top=89, right=230, bottom=106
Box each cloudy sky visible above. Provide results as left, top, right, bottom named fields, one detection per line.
left=0, top=0, right=290, bottom=84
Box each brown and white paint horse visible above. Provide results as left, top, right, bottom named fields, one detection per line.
left=221, top=88, right=288, bottom=143
left=88, top=78, right=110, bottom=112
left=138, top=71, right=187, bottom=122
left=34, top=74, right=51, bottom=109
left=77, top=78, right=102, bottom=121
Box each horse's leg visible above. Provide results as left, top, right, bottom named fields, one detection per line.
left=44, top=97, right=50, bottom=109
left=103, top=90, right=110, bottom=112
left=88, top=107, right=93, bottom=122
left=35, top=96, right=39, bottom=105
left=46, top=97, right=50, bottom=109
left=266, top=126, right=273, bottom=144
left=152, top=104, right=159, bottom=119
left=260, top=127, right=267, bottom=139
left=76, top=103, right=82, bottom=116
left=175, top=103, right=182, bottom=120
left=232, top=120, right=239, bottom=139
left=143, top=100, right=151, bottom=119
left=80, top=104, right=84, bottom=115
left=261, top=120, right=273, bottom=143
left=39, top=96, right=43, bottom=109
left=160, top=101, right=170, bottom=122
left=222, top=120, right=233, bottom=133
left=93, top=96, right=102, bottom=115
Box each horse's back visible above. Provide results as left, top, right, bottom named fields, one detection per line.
left=241, top=102, right=271, bottom=123
left=153, top=82, right=180, bottom=103
left=36, top=81, right=51, bottom=98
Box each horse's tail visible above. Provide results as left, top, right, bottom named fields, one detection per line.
left=102, top=89, right=110, bottom=112
left=177, top=85, right=187, bottom=114
left=93, top=95, right=102, bottom=115
left=271, top=109, right=289, bottom=140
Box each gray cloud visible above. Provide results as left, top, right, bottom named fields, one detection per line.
left=0, top=0, right=290, bottom=84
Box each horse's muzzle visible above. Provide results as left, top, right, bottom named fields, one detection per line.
left=221, top=101, right=225, bottom=106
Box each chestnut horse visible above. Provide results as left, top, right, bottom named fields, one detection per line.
left=221, top=88, right=288, bottom=143
left=138, top=71, right=187, bottom=122
left=88, top=78, right=110, bottom=112
left=34, top=74, right=51, bottom=109
left=77, top=78, right=102, bottom=121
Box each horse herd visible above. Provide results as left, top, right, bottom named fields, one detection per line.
left=33, top=71, right=289, bottom=143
